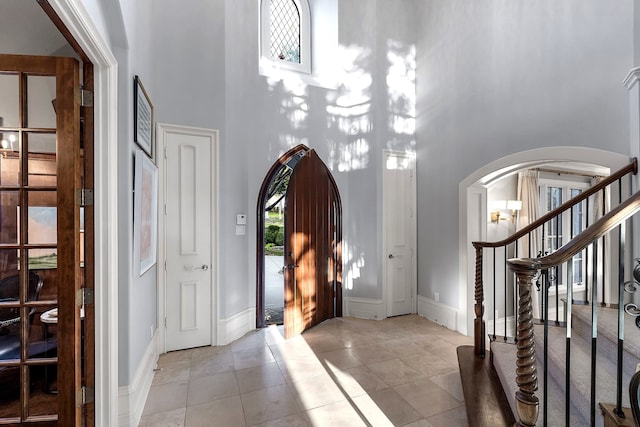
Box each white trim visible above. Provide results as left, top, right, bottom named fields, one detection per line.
left=217, top=308, right=257, bottom=345
left=47, top=1, right=119, bottom=425
left=344, top=297, right=385, bottom=320
left=459, top=147, right=629, bottom=339
left=118, top=331, right=159, bottom=427
left=259, top=0, right=311, bottom=74
left=417, top=295, right=458, bottom=330
left=624, top=67, right=640, bottom=90
left=157, top=124, right=219, bottom=352
left=382, top=150, right=417, bottom=318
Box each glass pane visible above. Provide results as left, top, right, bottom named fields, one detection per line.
left=27, top=364, right=57, bottom=417
left=0, top=73, right=19, bottom=128
left=27, top=204, right=58, bottom=247
left=27, top=249, right=56, bottom=304
left=0, top=364, right=21, bottom=418
left=0, top=132, right=19, bottom=187
left=0, top=192, right=19, bottom=245
left=270, top=0, right=301, bottom=63
left=27, top=133, right=57, bottom=188
left=27, top=76, right=56, bottom=129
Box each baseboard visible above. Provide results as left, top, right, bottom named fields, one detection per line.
left=217, top=307, right=256, bottom=345
left=118, top=329, right=159, bottom=427
left=418, top=295, right=458, bottom=331
left=344, top=297, right=385, bottom=320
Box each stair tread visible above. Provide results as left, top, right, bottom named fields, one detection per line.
left=492, top=340, right=589, bottom=426
left=534, top=323, right=632, bottom=411
left=572, top=304, right=640, bottom=360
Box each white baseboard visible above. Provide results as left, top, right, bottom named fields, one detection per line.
left=418, top=295, right=458, bottom=331
left=118, top=329, right=159, bottom=427
left=344, top=297, right=385, bottom=320
left=217, top=307, right=256, bottom=345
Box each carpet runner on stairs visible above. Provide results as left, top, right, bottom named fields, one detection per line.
left=490, top=304, right=640, bottom=426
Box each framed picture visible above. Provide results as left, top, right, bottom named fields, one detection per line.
left=134, top=149, right=158, bottom=275
left=134, top=75, right=154, bottom=159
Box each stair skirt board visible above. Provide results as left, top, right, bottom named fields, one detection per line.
left=490, top=305, right=640, bottom=427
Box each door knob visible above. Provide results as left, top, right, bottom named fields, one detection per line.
left=195, top=265, right=209, bottom=271
left=388, top=254, right=394, bottom=259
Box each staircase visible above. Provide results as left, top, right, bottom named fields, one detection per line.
left=491, top=304, right=640, bottom=426
left=466, top=159, right=640, bottom=426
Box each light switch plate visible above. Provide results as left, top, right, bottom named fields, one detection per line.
left=236, top=225, right=246, bottom=235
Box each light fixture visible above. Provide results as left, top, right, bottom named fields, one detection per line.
left=0, top=134, right=16, bottom=157
left=490, top=200, right=522, bottom=224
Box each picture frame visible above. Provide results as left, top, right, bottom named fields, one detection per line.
left=134, top=149, right=158, bottom=276
left=134, top=75, right=154, bottom=159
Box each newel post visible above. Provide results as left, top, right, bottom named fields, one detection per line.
left=510, top=259, right=540, bottom=427
left=473, top=244, right=486, bottom=358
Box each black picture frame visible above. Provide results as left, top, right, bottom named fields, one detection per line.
left=134, top=75, right=154, bottom=159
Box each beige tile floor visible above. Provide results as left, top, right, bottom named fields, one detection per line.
left=139, top=315, right=472, bottom=427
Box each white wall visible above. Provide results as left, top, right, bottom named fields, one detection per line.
left=416, top=0, right=633, bottom=316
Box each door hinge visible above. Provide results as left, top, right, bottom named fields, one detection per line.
left=76, top=188, right=94, bottom=206
left=75, top=88, right=94, bottom=107
left=76, top=288, right=94, bottom=307
left=77, top=386, right=95, bottom=406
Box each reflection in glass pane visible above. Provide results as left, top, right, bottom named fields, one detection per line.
left=27, top=250, right=56, bottom=304
left=0, top=73, right=19, bottom=128
left=27, top=365, right=57, bottom=417
left=27, top=76, right=56, bottom=129
left=0, top=133, right=19, bottom=187
left=27, top=133, right=57, bottom=188
left=26, top=191, right=56, bottom=248
left=0, top=193, right=19, bottom=245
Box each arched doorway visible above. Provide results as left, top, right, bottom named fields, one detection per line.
left=256, top=146, right=342, bottom=337
left=458, top=147, right=629, bottom=336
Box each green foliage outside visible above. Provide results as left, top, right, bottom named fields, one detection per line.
left=265, top=211, right=284, bottom=255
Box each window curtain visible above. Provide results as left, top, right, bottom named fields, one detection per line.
left=516, top=170, right=540, bottom=317
left=516, top=170, right=540, bottom=258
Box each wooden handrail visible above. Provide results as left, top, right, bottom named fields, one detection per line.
left=508, top=188, right=640, bottom=272
left=473, top=158, right=637, bottom=250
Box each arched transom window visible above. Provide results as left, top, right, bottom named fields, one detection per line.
left=260, top=0, right=311, bottom=74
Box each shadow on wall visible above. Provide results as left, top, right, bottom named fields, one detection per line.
left=260, top=36, right=416, bottom=295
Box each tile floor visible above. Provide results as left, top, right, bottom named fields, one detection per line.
left=139, top=315, right=472, bottom=427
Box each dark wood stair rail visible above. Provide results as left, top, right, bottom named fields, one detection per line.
left=507, top=189, right=640, bottom=427
left=472, top=159, right=638, bottom=358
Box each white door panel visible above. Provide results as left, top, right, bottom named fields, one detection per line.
left=165, top=130, right=214, bottom=351
left=384, top=152, right=416, bottom=317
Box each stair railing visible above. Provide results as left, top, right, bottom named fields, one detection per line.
left=508, top=189, right=640, bottom=426
left=472, top=159, right=638, bottom=358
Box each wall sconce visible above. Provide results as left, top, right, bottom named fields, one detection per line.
left=0, top=134, right=16, bottom=158
left=490, top=200, right=522, bottom=224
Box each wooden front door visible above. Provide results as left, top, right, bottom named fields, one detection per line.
left=0, top=54, right=85, bottom=426
left=284, top=150, right=342, bottom=338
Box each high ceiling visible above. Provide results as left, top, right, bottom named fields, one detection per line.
left=0, top=0, right=70, bottom=56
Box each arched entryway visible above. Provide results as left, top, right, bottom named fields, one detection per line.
left=458, top=147, right=629, bottom=336
left=256, top=145, right=342, bottom=337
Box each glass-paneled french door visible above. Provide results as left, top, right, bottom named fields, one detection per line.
left=0, top=54, right=85, bottom=426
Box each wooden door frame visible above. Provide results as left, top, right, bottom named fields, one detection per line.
left=42, top=1, right=119, bottom=425
left=382, top=150, right=417, bottom=318
left=256, top=146, right=343, bottom=331
left=157, top=124, right=219, bottom=351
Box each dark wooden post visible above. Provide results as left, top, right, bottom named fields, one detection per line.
left=510, top=259, right=539, bottom=427
left=473, top=244, right=486, bottom=357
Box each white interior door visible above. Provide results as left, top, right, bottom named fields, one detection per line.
left=383, top=151, right=416, bottom=317
left=163, top=126, right=216, bottom=351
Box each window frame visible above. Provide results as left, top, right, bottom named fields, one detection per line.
left=538, top=177, right=592, bottom=291
left=259, top=0, right=312, bottom=74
